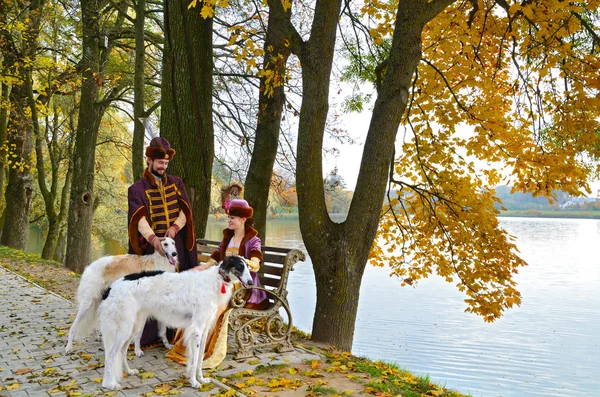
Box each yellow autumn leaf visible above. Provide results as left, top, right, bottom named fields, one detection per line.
left=93, top=377, right=102, bottom=383
left=141, top=371, right=156, bottom=379
left=427, top=388, right=444, bottom=396
left=280, top=0, right=291, bottom=12
left=200, top=4, right=214, bottom=18
left=248, top=359, right=260, bottom=365
left=154, top=384, right=172, bottom=394
left=7, top=383, right=21, bottom=390
left=288, top=367, right=297, bottom=375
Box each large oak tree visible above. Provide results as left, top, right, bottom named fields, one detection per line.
left=268, top=0, right=600, bottom=350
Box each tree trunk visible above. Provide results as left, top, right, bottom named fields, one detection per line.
left=0, top=1, right=13, bottom=208
left=292, top=0, right=437, bottom=350
left=131, top=0, right=146, bottom=180
left=160, top=0, right=214, bottom=239
left=0, top=84, right=11, bottom=202
left=42, top=159, right=72, bottom=260
left=54, top=224, right=68, bottom=263
left=244, top=1, right=291, bottom=244
left=310, top=230, right=367, bottom=347
left=0, top=0, right=46, bottom=249
left=0, top=74, right=35, bottom=250
left=65, top=0, right=106, bottom=272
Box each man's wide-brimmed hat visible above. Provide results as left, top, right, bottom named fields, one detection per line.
left=146, top=137, right=176, bottom=160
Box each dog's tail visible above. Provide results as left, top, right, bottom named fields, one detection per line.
left=72, top=264, right=110, bottom=339
left=72, top=298, right=101, bottom=339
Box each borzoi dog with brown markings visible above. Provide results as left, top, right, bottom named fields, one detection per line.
left=98, top=256, right=253, bottom=390
left=65, top=238, right=178, bottom=354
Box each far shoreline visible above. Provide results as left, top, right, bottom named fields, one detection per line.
left=498, top=210, right=600, bottom=219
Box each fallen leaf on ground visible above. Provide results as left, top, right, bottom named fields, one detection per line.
left=141, top=371, right=156, bottom=379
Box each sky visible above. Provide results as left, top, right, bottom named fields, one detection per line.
left=326, top=109, right=600, bottom=198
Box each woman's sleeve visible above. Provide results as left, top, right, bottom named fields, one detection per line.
left=246, top=236, right=263, bottom=262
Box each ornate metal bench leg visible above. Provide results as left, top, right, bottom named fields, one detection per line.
left=275, top=340, right=294, bottom=353
left=231, top=316, right=256, bottom=360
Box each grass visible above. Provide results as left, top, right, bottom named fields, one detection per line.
left=0, top=245, right=64, bottom=267
left=325, top=351, right=471, bottom=397
left=306, top=384, right=347, bottom=395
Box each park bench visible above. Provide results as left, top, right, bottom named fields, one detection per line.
left=196, top=239, right=306, bottom=360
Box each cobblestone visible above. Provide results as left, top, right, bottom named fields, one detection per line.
left=0, top=266, right=321, bottom=396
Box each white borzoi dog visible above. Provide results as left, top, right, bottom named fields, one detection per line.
left=65, top=238, right=178, bottom=354
left=98, top=256, right=253, bottom=390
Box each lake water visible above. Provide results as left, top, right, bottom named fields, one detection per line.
left=28, top=217, right=600, bottom=397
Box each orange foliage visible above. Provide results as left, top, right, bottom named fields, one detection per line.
left=368, top=0, right=600, bottom=322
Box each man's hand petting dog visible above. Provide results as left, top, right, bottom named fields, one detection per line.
left=151, top=236, right=165, bottom=254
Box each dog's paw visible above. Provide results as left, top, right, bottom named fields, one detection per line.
left=102, top=381, right=122, bottom=390
left=198, top=377, right=211, bottom=385
left=190, top=379, right=200, bottom=388
left=163, top=343, right=173, bottom=350
left=128, top=368, right=139, bottom=375
left=65, top=345, right=72, bottom=354
left=135, top=349, right=144, bottom=357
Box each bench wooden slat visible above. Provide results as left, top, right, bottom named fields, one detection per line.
left=259, top=277, right=280, bottom=289
left=260, top=264, right=283, bottom=277
left=262, top=252, right=286, bottom=264
left=261, top=245, right=293, bottom=254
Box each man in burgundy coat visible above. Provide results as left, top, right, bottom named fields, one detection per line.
left=127, top=137, right=198, bottom=346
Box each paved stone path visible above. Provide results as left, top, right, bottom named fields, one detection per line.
left=0, top=266, right=320, bottom=396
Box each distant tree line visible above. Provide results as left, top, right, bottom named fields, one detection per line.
left=495, top=186, right=599, bottom=211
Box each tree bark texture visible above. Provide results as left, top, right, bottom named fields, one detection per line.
left=0, top=84, right=11, bottom=203
left=160, top=0, right=214, bottom=239
left=0, top=0, right=13, bottom=209
left=0, top=83, right=34, bottom=250
left=292, top=0, right=448, bottom=351
left=0, top=0, right=46, bottom=250
left=131, top=0, right=146, bottom=180
left=65, top=0, right=107, bottom=272
left=244, top=1, right=292, bottom=244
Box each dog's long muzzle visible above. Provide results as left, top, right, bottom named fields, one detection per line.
left=240, top=277, right=254, bottom=288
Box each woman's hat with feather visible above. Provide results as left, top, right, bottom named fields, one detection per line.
left=221, top=183, right=253, bottom=218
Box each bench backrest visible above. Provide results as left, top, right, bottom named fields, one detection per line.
left=196, top=239, right=302, bottom=296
